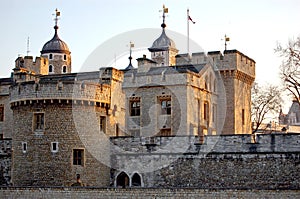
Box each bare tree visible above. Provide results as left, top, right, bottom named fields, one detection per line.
left=251, top=83, right=283, bottom=133
left=276, top=37, right=300, bottom=104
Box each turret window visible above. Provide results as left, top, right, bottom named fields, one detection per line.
left=49, top=65, right=53, bottom=73
left=62, top=66, right=67, bottom=73
left=49, top=54, right=53, bottom=60
left=63, top=54, right=67, bottom=60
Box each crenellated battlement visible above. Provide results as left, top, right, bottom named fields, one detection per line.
left=10, top=72, right=111, bottom=108
left=111, top=133, right=300, bottom=154
left=15, top=56, right=49, bottom=75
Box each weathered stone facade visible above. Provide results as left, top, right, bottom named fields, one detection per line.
left=4, top=8, right=300, bottom=193
left=0, top=78, right=13, bottom=139
left=9, top=69, right=125, bottom=186
left=0, top=139, right=11, bottom=186
left=111, top=133, right=300, bottom=188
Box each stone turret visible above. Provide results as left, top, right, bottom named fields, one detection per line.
left=148, top=6, right=178, bottom=66
left=40, top=9, right=71, bottom=74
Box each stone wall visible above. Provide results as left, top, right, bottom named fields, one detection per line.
left=0, top=139, right=11, bottom=186
left=0, top=187, right=299, bottom=199
left=11, top=103, right=110, bottom=187
left=111, top=134, right=300, bottom=189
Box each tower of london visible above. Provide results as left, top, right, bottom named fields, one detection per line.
left=0, top=8, right=299, bottom=194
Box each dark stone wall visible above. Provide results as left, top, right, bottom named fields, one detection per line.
left=0, top=139, right=11, bottom=186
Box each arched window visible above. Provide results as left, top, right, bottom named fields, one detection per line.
left=62, top=66, right=67, bottom=73
left=49, top=54, right=53, bottom=60
left=131, top=173, right=142, bottom=187
left=49, top=65, right=53, bottom=73
left=116, top=172, right=129, bottom=188
left=63, top=54, right=67, bottom=60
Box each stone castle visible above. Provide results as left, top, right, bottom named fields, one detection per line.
left=0, top=8, right=299, bottom=190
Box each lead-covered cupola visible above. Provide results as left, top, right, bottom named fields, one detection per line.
left=41, top=9, right=71, bottom=74
left=148, top=5, right=178, bottom=66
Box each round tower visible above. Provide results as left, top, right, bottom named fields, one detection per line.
left=41, top=9, right=71, bottom=74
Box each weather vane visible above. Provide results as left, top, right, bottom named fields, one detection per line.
left=224, top=34, right=230, bottom=51
left=159, top=5, right=168, bottom=28
left=53, top=8, right=61, bottom=27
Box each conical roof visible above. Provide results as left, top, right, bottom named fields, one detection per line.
left=148, top=29, right=176, bottom=52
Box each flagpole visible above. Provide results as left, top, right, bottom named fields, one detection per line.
left=187, top=8, right=190, bottom=56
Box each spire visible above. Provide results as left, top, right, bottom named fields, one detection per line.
left=125, top=42, right=134, bottom=70
left=161, top=5, right=168, bottom=29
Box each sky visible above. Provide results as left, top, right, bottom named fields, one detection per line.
left=0, top=1, right=300, bottom=96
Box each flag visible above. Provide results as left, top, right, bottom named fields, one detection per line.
left=163, top=5, right=168, bottom=13
left=225, top=37, right=230, bottom=42
left=56, top=9, right=60, bottom=17
left=188, top=15, right=195, bottom=24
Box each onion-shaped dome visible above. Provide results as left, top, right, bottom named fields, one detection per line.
left=41, top=26, right=70, bottom=54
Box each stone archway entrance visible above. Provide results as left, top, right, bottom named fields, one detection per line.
left=116, top=172, right=129, bottom=188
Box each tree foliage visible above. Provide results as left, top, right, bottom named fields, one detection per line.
left=251, top=83, right=282, bottom=133
left=276, top=37, right=300, bottom=104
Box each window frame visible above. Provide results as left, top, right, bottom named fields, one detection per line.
left=129, top=100, right=140, bottom=116
left=203, top=101, right=209, bottom=121
left=33, top=112, right=45, bottom=132
left=62, top=65, right=67, bottom=73
left=73, top=149, right=84, bottom=166
left=49, top=64, right=54, bottom=73
left=100, top=116, right=106, bottom=133
left=51, top=142, right=59, bottom=153
left=160, top=99, right=171, bottom=115
left=22, top=142, right=27, bottom=153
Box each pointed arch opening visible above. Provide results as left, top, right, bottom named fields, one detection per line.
left=116, top=172, right=129, bottom=188
left=131, top=173, right=142, bottom=187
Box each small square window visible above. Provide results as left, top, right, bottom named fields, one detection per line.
left=22, top=142, right=27, bottom=153
left=73, top=149, right=84, bottom=166
left=51, top=142, right=59, bottom=153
